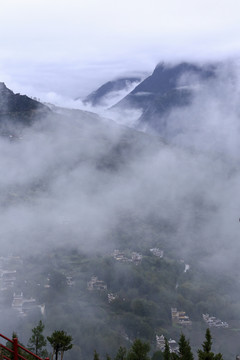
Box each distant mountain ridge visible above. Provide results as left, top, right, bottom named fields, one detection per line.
left=114, top=62, right=216, bottom=109
left=80, top=76, right=142, bottom=107
left=111, top=62, right=216, bottom=132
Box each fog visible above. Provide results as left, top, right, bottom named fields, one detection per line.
left=1, top=61, right=240, bottom=277
left=130, top=60, right=240, bottom=269
left=162, top=61, right=240, bottom=157
left=2, top=60, right=240, bottom=360
left=1, top=0, right=240, bottom=99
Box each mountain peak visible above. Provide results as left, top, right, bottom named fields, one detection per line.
left=80, top=76, right=142, bottom=107
left=110, top=61, right=218, bottom=133
left=0, top=82, right=50, bottom=126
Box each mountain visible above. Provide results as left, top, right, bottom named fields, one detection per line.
left=112, top=62, right=216, bottom=132
left=1, top=75, right=240, bottom=360
left=80, top=76, right=142, bottom=107
left=0, top=82, right=50, bottom=126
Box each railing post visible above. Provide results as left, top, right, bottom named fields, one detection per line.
left=13, top=338, right=18, bottom=360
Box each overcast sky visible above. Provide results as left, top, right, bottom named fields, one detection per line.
left=1, top=0, right=240, bottom=99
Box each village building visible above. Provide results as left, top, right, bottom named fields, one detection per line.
left=66, top=276, right=74, bottom=287
left=0, top=270, right=17, bottom=290
left=131, top=252, right=142, bottom=264
left=156, top=334, right=179, bottom=353
left=12, top=292, right=40, bottom=317
left=87, top=276, right=107, bottom=291
left=171, top=307, right=192, bottom=326
left=156, top=334, right=165, bottom=351
left=112, top=250, right=143, bottom=264
left=150, top=248, right=164, bottom=258
left=112, top=250, right=130, bottom=262
left=202, top=313, right=229, bottom=328
left=168, top=339, right=179, bottom=353
left=108, top=293, right=118, bottom=303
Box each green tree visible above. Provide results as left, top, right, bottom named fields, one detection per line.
left=94, top=350, right=100, bottom=360
left=198, top=329, right=223, bottom=360
left=152, top=350, right=164, bottom=360
left=47, top=330, right=73, bottom=360
left=28, top=320, right=48, bottom=357
left=115, top=346, right=127, bottom=360
left=4, top=332, right=18, bottom=360
left=178, top=334, right=193, bottom=360
left=163, top=338, right=171, bottom=360
left=127, top=339, right=150, bottom=360
left=4, top=332, right=25, bottom=360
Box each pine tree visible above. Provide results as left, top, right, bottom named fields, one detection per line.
left=28, top=320, right=47, bottom=357
left=152, top=350, right=164, bottom=360
left=178, top=334, right=193, bottom=360
left=4, top=332, right=25, bottom=360
left=4, top=332, right=18, bottom=360
left=198, top=329, right=223, bottom=360
left=47, top=330, right=72, bottom=360
left=94, top=350, right=100, bottom=360
left=163, top=338, right=171, bottom=360
left=115, top=346, right=127, bottom=360
left=127, top=339, right=150, bottom=360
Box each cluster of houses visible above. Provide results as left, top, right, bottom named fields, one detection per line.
left=112, top=250, right=142, bottom=264
left=87, top=276, right=107, bottom=291
left=12, top=292, right=45, bottom=317
left=66, top=276, right=74, bottom=287
left=112, top=248, right=164, bottom=263
left=0, top=256, right=46, bottom=318
left=112, top=250, right=143, bottom=264
left=0, top=256, right=21, bottom=290
left=171, top=307, right=192, bottom=326
left=202, top=313, right=229, bottom=328
left=150, top=248, right=164, bottom=258
left=107, top=293, right=118, bottom=303
left=0, top=269, right=17, bottom=290
left=87, top=276, right=120, bottom=304
left=156, top=334, right=179, bottom=353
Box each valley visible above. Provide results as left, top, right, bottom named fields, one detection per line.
left=1, top=61, right=240, bottom=360
left=1, top=239, right=240, bottom=360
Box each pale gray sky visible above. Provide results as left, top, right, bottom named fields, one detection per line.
left=1, top=0, right=240, bottom=98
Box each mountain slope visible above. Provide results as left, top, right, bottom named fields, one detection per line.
left=0, top=82, right=50, bottom=126
left=112, top=62, right=216, bottom=132
left=1, top=76, right=240, bottom=360
left=80, top=77, right=142, bottom=107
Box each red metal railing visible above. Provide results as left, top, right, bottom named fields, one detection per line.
left=0, top=333, right=49, bottom=360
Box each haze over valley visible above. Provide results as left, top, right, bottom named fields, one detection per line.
left=1, top=1, right=240, bottom=359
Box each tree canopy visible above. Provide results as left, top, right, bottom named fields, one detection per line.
left=198, top=329, right=223, bottom=360
left=28, top=320, right=48, bottom=357
left=47, top=330, right=73, bottom=360
left=127, top=339, right=150, bottom=360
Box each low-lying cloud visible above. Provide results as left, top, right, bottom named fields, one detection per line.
left=1, top=62, right=240, bottom=278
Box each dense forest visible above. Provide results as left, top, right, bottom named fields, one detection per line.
left=1, top=242, right=240, bottom=360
